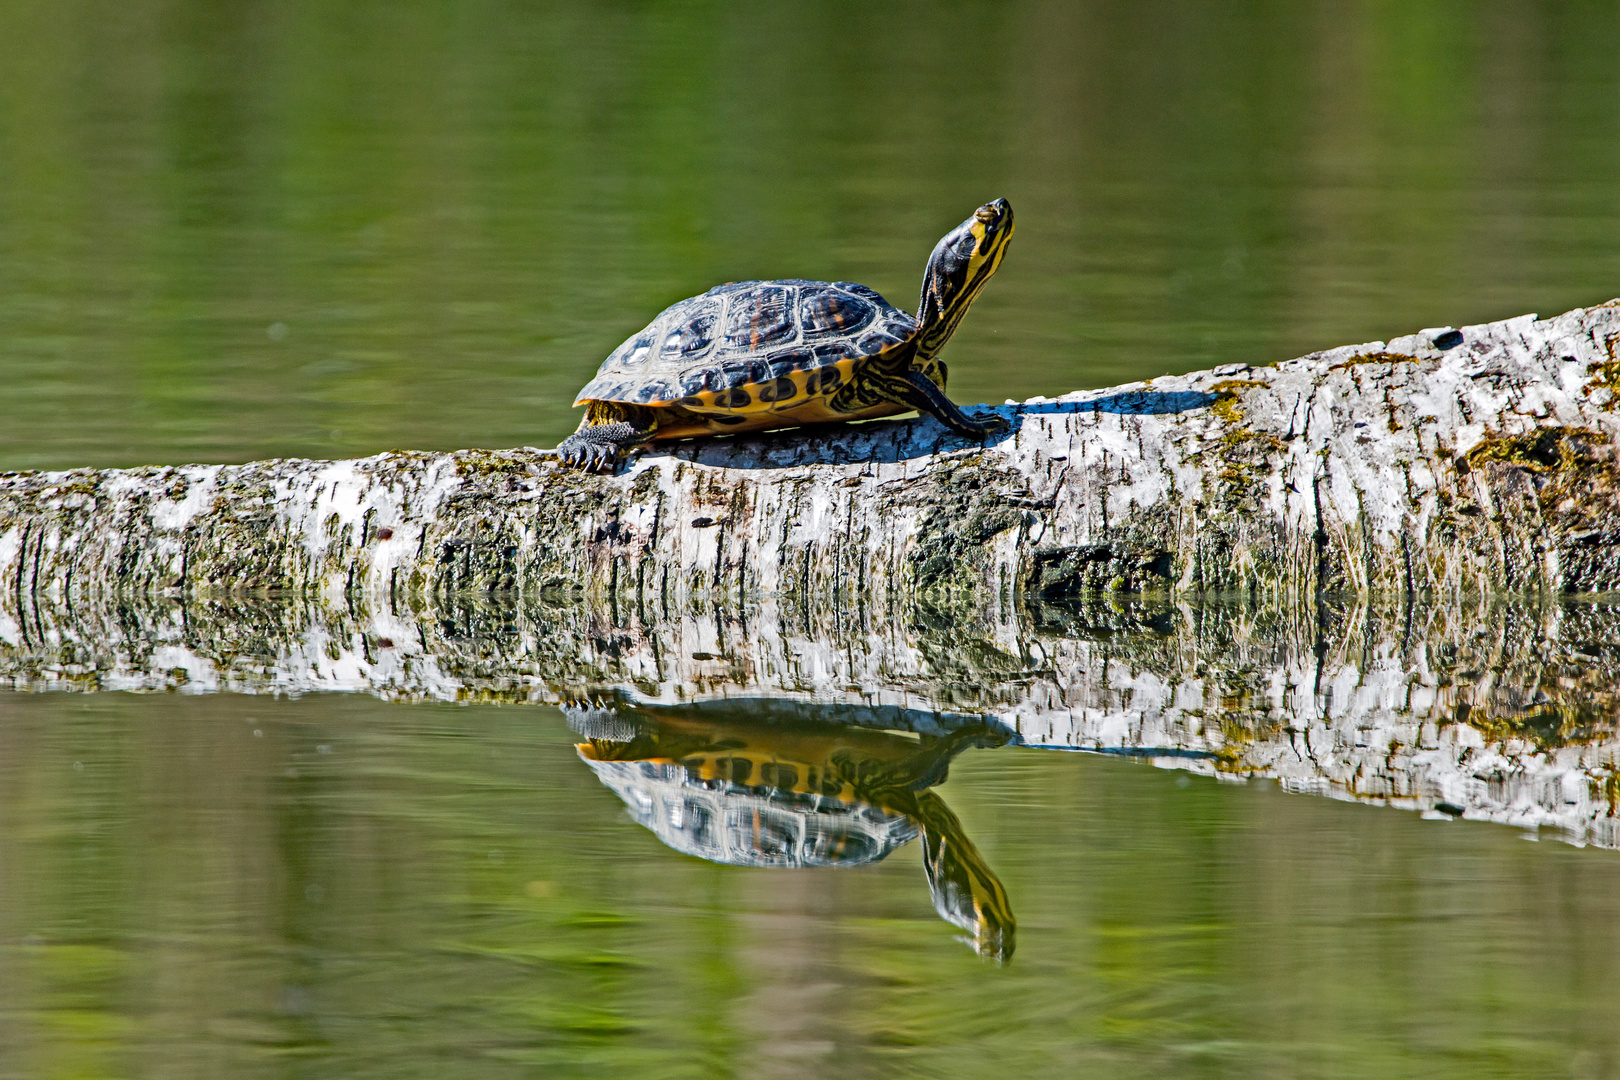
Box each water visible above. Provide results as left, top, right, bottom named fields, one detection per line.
left=3, top=1, right=1619, bottom=471
left=4, top=1, right=1620, bottom=1076
left=6, top=686, right=1620, bottom=1078
left=5, top=590, right=1620, bottom=1076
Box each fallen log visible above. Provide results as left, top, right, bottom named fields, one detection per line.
left=6, top=302, right=1620, bottom=618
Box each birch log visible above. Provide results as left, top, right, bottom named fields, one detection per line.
left=3, top=300, right=1620, bottom=623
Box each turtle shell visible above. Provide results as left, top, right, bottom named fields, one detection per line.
left=581, top=757, right=919, bottom=869
left=573, top=280, right=918, bottom=415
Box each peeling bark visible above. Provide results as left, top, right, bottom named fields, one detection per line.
left=7, top=302, right=1620, bottom=617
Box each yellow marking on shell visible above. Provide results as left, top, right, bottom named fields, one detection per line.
left=678, top=359, right=860, bottom=415
left=644, top=350, right=905, bottom=441
left=577, top=747, right=863, bottom=804
left=784, top=369, right=811, bottom=406
left=688, top=752, right=854, bottom=802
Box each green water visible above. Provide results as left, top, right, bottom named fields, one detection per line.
left=6, top=691, right=1620, bottom=1079
left=5, top=2, right=1620, bottom=1076
left=3, top=1, right=1619, bottom=471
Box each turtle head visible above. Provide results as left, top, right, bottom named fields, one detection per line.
left=914, top=198, right=1014, bottom=366
left=915, top=790, right=1017, bottom=962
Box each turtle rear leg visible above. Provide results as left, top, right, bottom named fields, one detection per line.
left=886, top=370, right=1009, bottom=437
left=555, top=402, right=659, bottom=473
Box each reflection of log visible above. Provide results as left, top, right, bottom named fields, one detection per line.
left=4, top=303, right=1620, bottom=612
left=3, top=584, right=1619, bottom=847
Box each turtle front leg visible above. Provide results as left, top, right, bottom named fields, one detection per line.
left=888, top=371, right=1010, bottom=437
left=554, top=402, right=659, bottom=473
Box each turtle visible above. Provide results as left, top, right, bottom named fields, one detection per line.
left=553, top=198, right=1015, bottom=471
left=565, top=701, right=1017, bottom=961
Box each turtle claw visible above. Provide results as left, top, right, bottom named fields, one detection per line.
left=584, top=447, right=622, bottom=474
left=560, top=700, right=639, bottom=742
left=555, top=435, right=623, bottom=474
left=975, top=412, right=1012, bottom=437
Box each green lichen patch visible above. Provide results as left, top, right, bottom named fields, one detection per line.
left=1211, top=711, right=1288, bottom=771
left=907, top=462, right=1031, bottom=595
left=1208, top=379, right=1268, bottom=423
left=1328, top=351, right=1422, bottom=372
left=1465, top=426, right=1606, bottom=473
left=1578, top=332, right=1620, bottom=398
left=1187, top=427, right=1289, bottom=532
left=430, top=515, right=525, bottom=594
left=1461, top=703, right=1611, bottom=752
left=1464, top=426, right=1620, bottom=591
left=1216, top=428, right=1287, bottom=490
left=1024, top=542, right=1174, bottom=597
left=1585, top=359, right=1620, bottom=399
left=453, top=449, right=536, bottom=479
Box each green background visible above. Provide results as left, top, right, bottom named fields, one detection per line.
left=2, top=0, right=1617, bottom=469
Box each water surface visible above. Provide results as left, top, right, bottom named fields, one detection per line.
left=4, top=592, right=1620, bottom=1076
left=1, top=1, right=1617, bottom=470
left=6, top=689, right=1620, bottom=1079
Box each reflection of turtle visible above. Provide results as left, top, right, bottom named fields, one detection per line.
left=569, top=705, right=1016, bottom=961
left=553, top=199, right=1015, bottom=472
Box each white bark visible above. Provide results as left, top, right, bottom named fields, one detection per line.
left=4, top=301, right=1620, bottom=615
